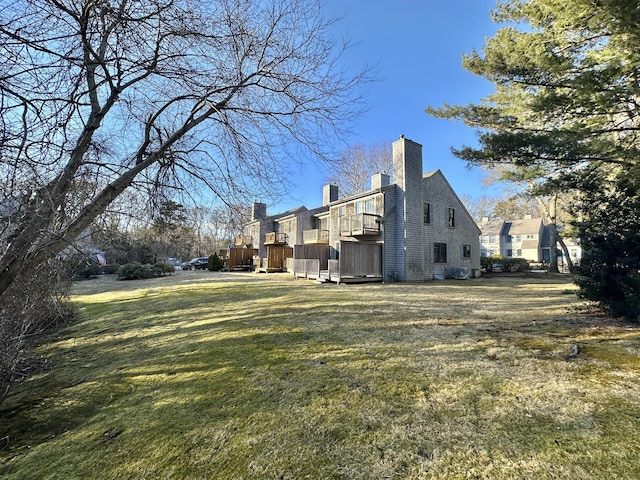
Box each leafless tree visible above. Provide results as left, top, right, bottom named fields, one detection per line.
left=459, top=194, right=496, bottom=222
left=0, top=0, right=369, bottom=404
left=325, top=142, right=392, bottom=197
left=186, top=204, right=246, bottom=257
left=0, top=0, right=369, bottom=297
left=492, top=196, right=542, bottom=221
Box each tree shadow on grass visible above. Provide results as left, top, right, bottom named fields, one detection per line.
left=3, top=275, right=638, bottom=479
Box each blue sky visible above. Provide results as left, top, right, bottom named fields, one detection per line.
left=274, top=0, right=500, bottom=213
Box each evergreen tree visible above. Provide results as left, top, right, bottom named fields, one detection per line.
left=208, top=252, right=223, bottom=272
left=428, top=0, right=640, bottom=319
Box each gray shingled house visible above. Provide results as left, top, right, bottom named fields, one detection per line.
left=243, top=135, right=481, bottom=282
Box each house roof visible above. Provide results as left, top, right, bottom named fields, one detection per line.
left=308, top=205, right=329, bottom=216
left=244, top=205, right=309, bottom=226
left=563, top=237, right=580, bottom=247
left=477, top=218, right=504, bottom=236
left=272, top=205, right=308, bottom=221
left=502, top=217, right=543, bottom=235
left=328, top=185, right=390, bottom=206
left=521, top=239, right=539, bottom=250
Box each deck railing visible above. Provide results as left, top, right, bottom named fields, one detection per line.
left=302, top=229, right=329, bottom=244
left=293, top=258, right=320, bottom=279
left=339, top=213, right=380, bottom=237
left=264, top=232, right=288, bottom=245
left=235, top=234, right=253, bottom=246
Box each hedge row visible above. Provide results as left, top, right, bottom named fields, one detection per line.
left=481, top=255, right=531, bottom=273
left=117, top=262, right=175, bottom=280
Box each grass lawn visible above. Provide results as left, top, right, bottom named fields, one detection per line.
left=1, top=271, right=639, bottom=479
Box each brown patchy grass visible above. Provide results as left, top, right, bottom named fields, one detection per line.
left=1, top=271, right=639, bottom=479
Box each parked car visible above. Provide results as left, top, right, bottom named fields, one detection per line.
left=181, top=257, right=209, bottom=270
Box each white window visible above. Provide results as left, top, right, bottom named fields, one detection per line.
left=364, top=198, right=375, bottom=214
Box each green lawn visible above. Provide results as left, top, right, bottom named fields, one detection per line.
left=1, top=271, right=639, bottom=479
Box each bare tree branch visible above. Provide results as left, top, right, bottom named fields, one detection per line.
left=0, top=0, right=371, bottom=297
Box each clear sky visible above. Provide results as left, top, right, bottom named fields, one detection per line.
left=272, top=0, right=501, bottom=213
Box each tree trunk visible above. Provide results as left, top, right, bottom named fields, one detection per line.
left=550, top=224, right=575, bottom=273
left=535, top=194, right=575, bottom=274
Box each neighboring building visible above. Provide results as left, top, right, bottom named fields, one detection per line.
left=240, top=203, right=331, bottom=272
left=477, top=216, right=581, bottom=266
left=502, top=216, right=546, bottom=261
left=478, top=217, right=504, bottom=258
left=243, top=135, right=481, bottom=282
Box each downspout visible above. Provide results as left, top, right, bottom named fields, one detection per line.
left=379, top=201, right=396, bottom=283
left=379, top=216, right=385, bottom=282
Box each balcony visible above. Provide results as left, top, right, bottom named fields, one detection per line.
left=339, top=213, right=380, bottom=237
left=235, top=234, right=253, bottom=247
left=302, top=229, right=329, bottom=244
left=264, top=232, right=288, bottom=245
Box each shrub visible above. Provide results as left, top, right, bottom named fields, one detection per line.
left=503, top=257, right=531, bottom=272
left=481, top=255, right=495, bottom=272
left=67, top=253, right=100, bottom=279
left=481, top=255, right=530, bottom=273
left=208, top=252, right=223, bottom=271
left=151, top=262, right=175, bottom=276
left=0, top=259, right=73, bottom=407
left=101, top=264, right=121, bottom=275
left=481, top=255, right=503, bottom=272
left=576, top=233, right=640, bottom=321
left=118, top=262, right=151, bottom=280
left=118, top=262, right=174, bottom=280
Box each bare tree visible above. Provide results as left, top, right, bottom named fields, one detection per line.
left=492, top=196, right=542, bottom=221
left=186, top=205, right=247, bottom=257
left=0, top=0, right=369, bottom=403
left=0, top=0, right=369, bottom=297
left=325, top=142, right=392, bottom=197
left=459, top=194, right=496, bottom=222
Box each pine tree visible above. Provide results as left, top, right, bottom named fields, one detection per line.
left=428, top=0, right=640, bottom=319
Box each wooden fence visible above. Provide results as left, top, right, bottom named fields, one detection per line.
left=226, top=248, right=257, bottom=270
left=339, top=242, right=382, bottom=278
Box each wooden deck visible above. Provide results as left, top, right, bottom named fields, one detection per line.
left=302, top=229, right=329, bottom=244
left=293, top=259, right=321, bottom=279
left=339, top=213, right=380, bottom=237
left=264, top=232, right=288, bottom=245
left=293, top=242, right=382, bottom=284
left=226, top=247, right=257, bottom=270
left=255, top=246, right=293, bottom=273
